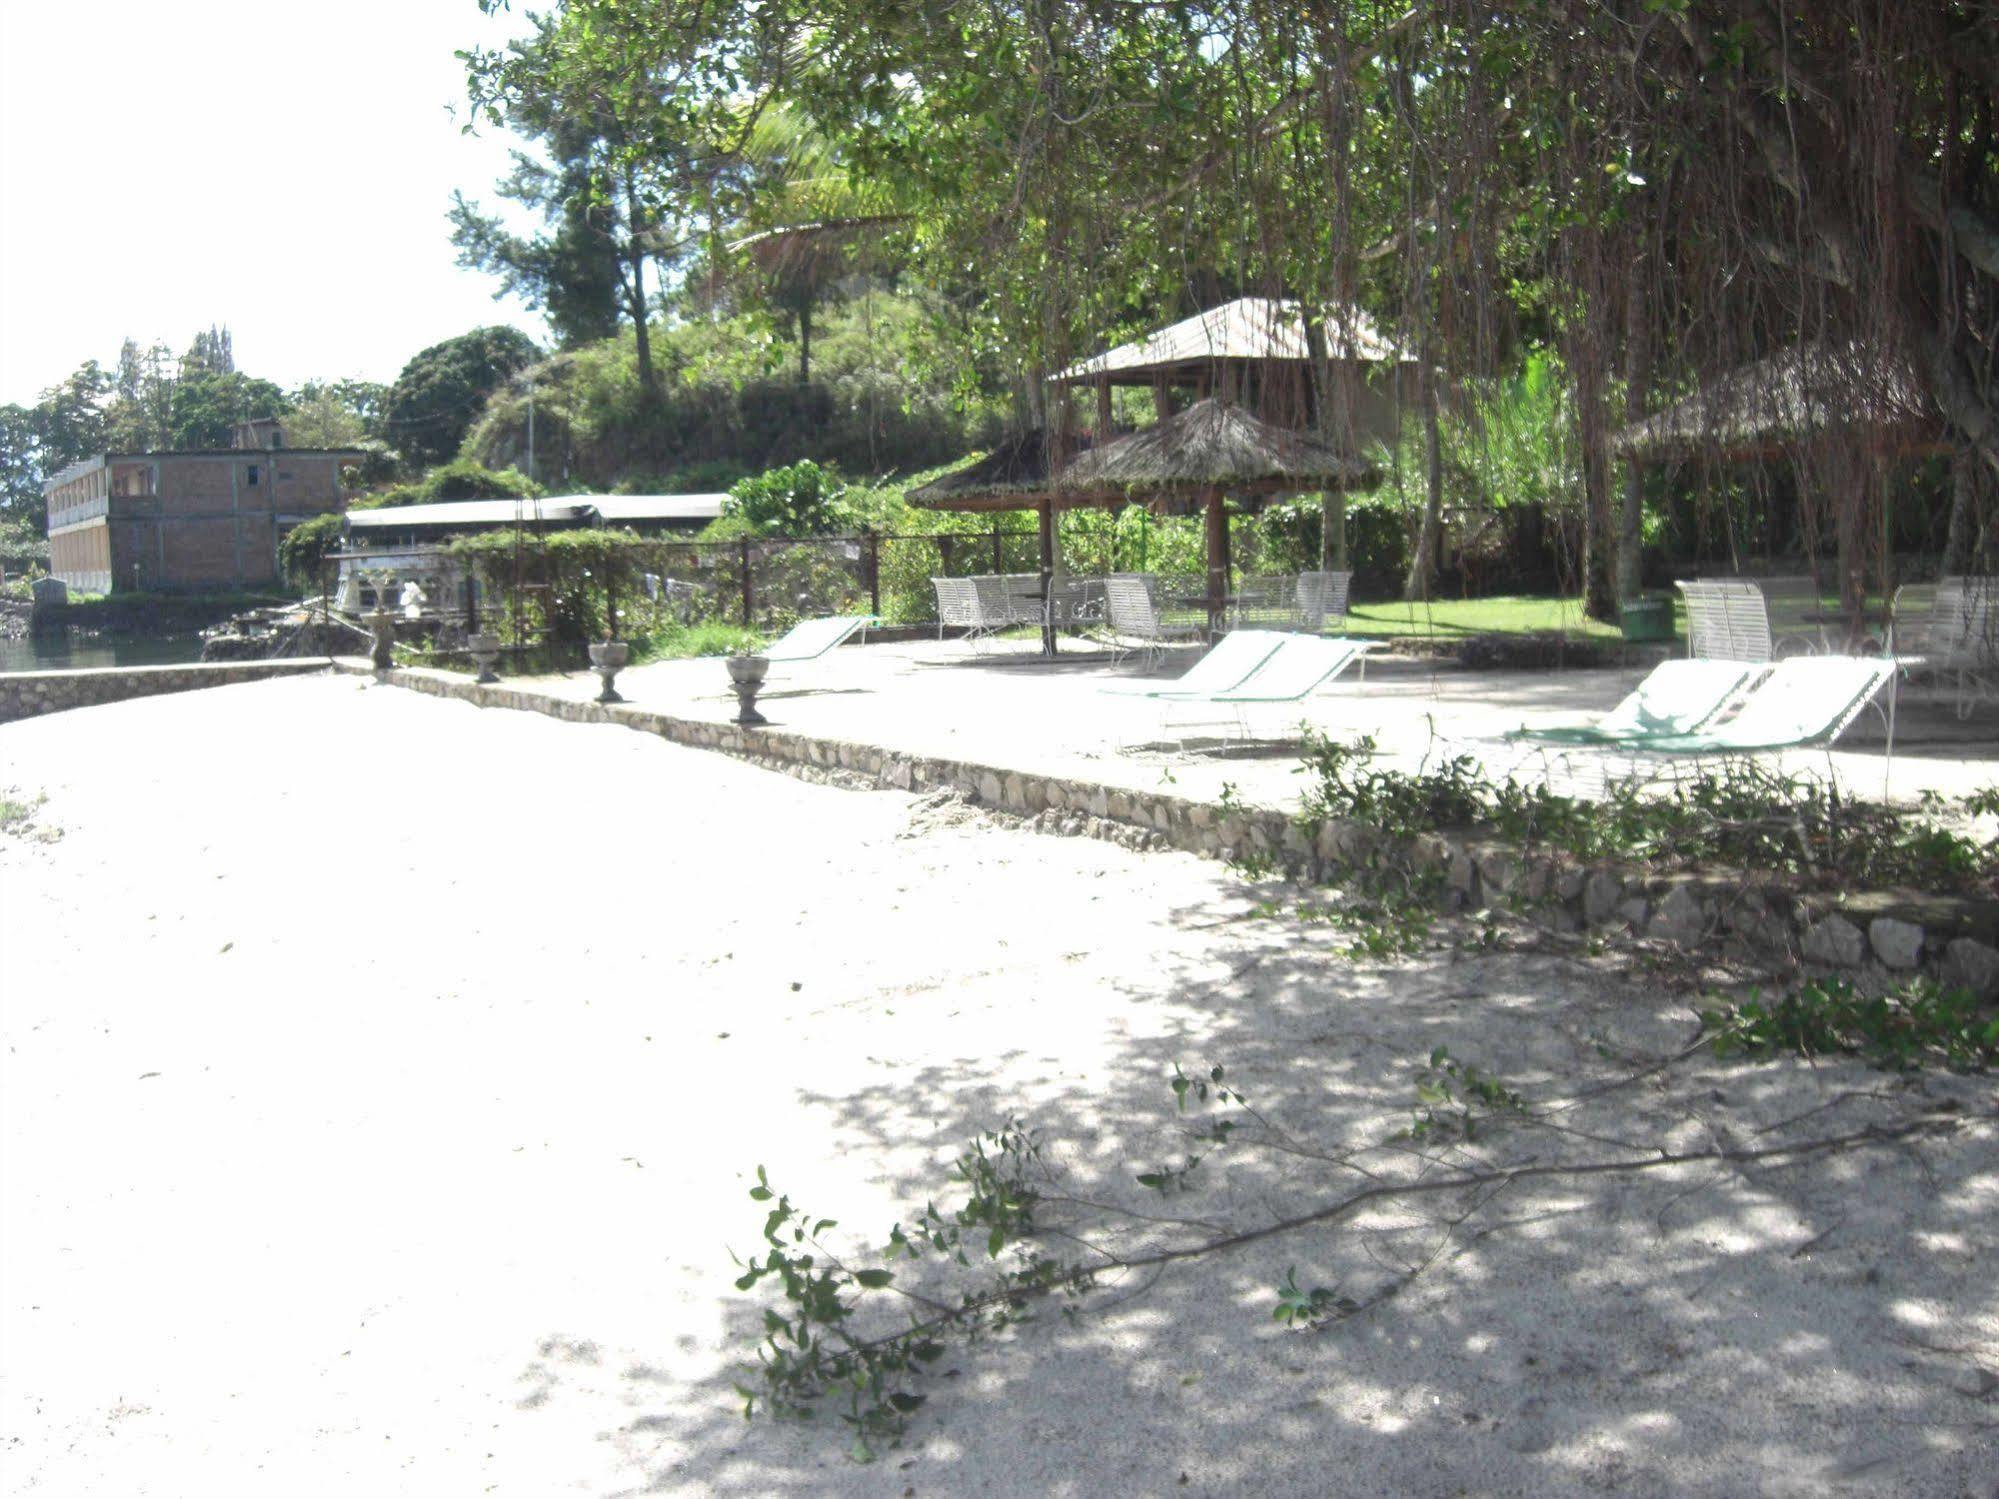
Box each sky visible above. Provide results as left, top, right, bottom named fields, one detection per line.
left=0, top=0, right=547, bottom=407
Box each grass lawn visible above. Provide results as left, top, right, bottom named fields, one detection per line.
left=1341, top=593, right=1663, bottom=641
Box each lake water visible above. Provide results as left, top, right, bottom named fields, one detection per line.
left=0, top=634, right=209, bottom=674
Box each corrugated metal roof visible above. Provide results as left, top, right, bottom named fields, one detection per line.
left=345, top=498, right=596, bottom=529
left=587, top=493, right=727, bottom=523
left=344, top=493, right=727, bottom=531
left=1055, top=296, right=1411, bottom=383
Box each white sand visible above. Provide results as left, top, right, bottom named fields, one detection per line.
left=1, top=674, right=1993, bottom=1498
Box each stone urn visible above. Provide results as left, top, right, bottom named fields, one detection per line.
left=725, top=653, right=770, bottom=726
left=467, top=631, right=503, bottom=685
left=588, top=639, right=630, bottom=704
left=365, top=608, right=396, bottom=672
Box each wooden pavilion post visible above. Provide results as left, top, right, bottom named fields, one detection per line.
left=1204, top=488, right=1229, bottom=637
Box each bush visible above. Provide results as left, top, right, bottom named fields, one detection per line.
left=278, top=512, right=345, bottom=588
left=724, top=460, right=854, bottom=536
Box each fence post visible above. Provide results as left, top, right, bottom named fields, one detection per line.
left=866, top=532, right=882, bottom=617
left=991, top=526, right=1003, bottom=575
left=940, top=535, right=955, bottom=577
left=740, top=537, right=753, bottom=626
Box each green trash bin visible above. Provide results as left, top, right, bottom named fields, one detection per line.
left=1619, top=597, right=1674, bottom=643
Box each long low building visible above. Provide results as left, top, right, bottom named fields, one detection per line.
left=342, top=493, right=726, bottom=547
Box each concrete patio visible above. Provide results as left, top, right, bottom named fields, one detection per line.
left=469, top=637, right=1997, bottom=816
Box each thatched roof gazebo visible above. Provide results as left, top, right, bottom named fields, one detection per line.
left=906, top=429, right=1115, bottom=655
left=1613, top=342, right=1943, bottom=461
left=1051, top=295, right=1416, bottom=441
left=1613, top=342, right=1952, bottom=608
left=1060, top=398, right=1381, bottom=629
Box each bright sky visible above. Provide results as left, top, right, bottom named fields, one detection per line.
left=0, top=0, right=546, bottom=406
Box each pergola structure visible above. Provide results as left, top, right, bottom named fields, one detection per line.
left=1061, top=398, right=1379, bottom=630
left=910, top=401, right=1379, bottom=639
left=1050, top=295, right=1416, bottom=444
left=905, top=429, right=1115, bottom=654
left=909, top=297, right=1394, bottom=650
left=1612, top=342, right=1953, bottom=602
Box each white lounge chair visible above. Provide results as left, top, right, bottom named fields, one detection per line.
left=761, top=614, right=875, bottom=664
left=1512, top=659, right=1760, bottom=746
left=1099, top=629, right=1290, bottom=698
left=1630, top=656, right=1900, bottom=755
left=1159, top=634, right=1373, bottom=746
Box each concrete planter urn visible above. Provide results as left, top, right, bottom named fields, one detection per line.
left=725, top=653, right=770, bottom=726
left=366, top=608, right=396, bottom=672
left=589, top=640, right=630, bottom=703
left=467, top=631, right=502, bottom=685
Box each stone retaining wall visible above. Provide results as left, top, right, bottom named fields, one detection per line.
left=345, top=660, right=1999, bottom=1000
left=0, top=658, right=330, bottom=724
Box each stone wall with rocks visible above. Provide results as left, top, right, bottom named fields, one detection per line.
left=0, top=659, right=329, bottom=725
left=347, top=660, right=1999, bottom=1002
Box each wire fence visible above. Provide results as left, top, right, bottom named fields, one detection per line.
left=324, top=525, right=1313, bottom=652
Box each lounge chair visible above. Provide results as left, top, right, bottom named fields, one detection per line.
left=1212, top=635, right=1372, bottom=704
left=760, top=613, right=875, bottom=664
left=1099, top=629, right=1290, bottom=698
left=1512, top=659, right=1759, bottom=745
left=1630, top=656, right=1899, bottom=754
left=1155, top=635, right=1373, bottom=747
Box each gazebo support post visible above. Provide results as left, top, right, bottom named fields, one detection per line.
left=1204, top=488, right=1229, bottom=638
left=1037, top=498, right=1058, bottom=656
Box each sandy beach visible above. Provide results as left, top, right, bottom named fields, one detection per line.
left=2, top=673, right=1994, bottom=1497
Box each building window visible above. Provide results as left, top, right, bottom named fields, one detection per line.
left=247, top=465, right=260, bottom=487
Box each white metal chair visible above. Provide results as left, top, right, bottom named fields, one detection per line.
left=1105, top=574, right=1203, bottom=667
left=1228, top=576, right=1301, bottom=631
left=1677, top=579, right=1773, bottom=662
left=1297, top=570, right=1353, bottom=631
left=1893, top=576, right=1999, bottom=718
left=932, top=576, right=992, bottom=649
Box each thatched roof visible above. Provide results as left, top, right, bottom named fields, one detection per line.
left=905, top=430, right=1112, bottom=512
left=1054, top=296, right=1411, bottom=385
left=1614, top=342, right=1943, bottom=459
left=1056, top=398, right=1379, bottom=500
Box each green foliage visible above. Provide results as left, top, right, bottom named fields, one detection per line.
left=733, top=1122, right=1086, bottom=1459
left=421, top=458, right=540, bottom=502
left=461, top=295, right=998, bottom=492
left=0, top=793, right=43, bottom=833
left=384, top=326, right=542, bottom=467
left=1701, top=978, right=1999, bottom=1072
left=1406, top=1046, right=1526, bottom=1142
left=724, top=460, right=853, bottom=536
left=277, top=513, right=345, bottom=588
left=1273, top=1268, right=1360, bottom=1330
left=1296, top=732, right=1999, bottom=897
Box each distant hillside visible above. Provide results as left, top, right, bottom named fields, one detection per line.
left=463, top=290, right=1004, bottom=492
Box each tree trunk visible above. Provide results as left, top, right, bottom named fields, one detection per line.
left=624, top=175, right=655, bottom=397
left=798, top=299, right=812, bottom=385
left=1403, top=353, right=1444, bottom=602
left=1944, top=448, right=1978, bottom=575
left=1573, top=338, right=1619, bottom=623
left=1617, top=251, right=1651, bottom=601
left=1321, top=493, right=1347, bottom=571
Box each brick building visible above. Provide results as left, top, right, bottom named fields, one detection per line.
left=45, top=421, right=363, bottom=593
